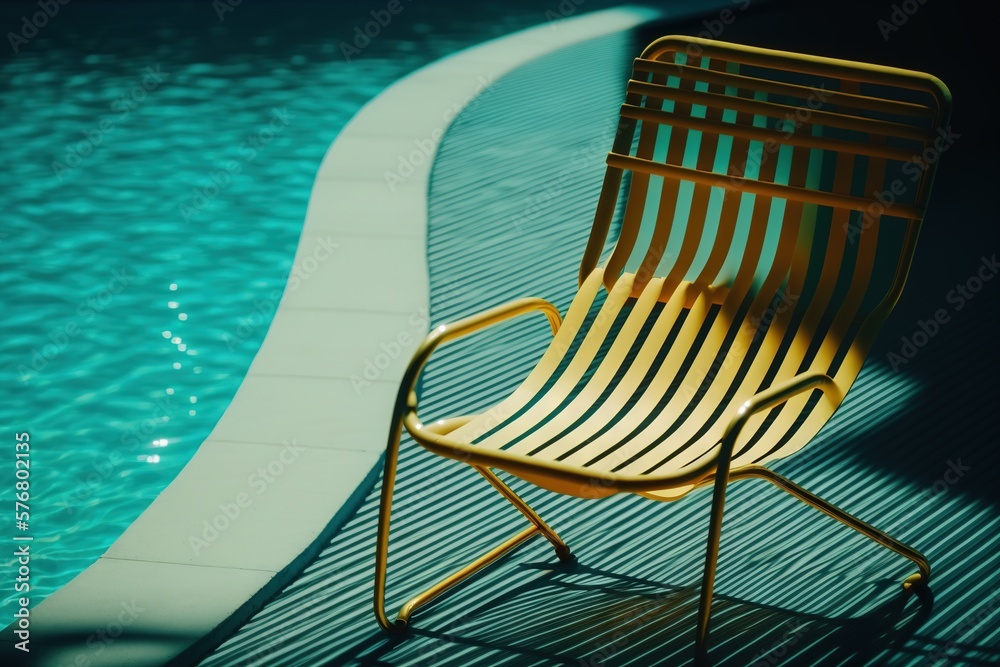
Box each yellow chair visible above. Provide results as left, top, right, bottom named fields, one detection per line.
left=374, top=35, right=951, bottom=663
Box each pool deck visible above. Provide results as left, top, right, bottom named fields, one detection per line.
left=200, top=8, right=1000, bottom=667
left=0, top=7, right=659, bottom=666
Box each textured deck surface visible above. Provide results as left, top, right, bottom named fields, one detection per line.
left=202, top=19, right=1000, bottom=667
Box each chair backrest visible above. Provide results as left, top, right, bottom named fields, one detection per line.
left=578, top=35, right=951, bottom=389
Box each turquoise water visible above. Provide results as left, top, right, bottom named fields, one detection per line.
left=0, top=0, right=616, bottom=615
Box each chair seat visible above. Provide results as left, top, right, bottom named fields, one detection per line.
left=440, top=268, right=828, bottom=500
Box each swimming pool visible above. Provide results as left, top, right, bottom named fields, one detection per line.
left=0, top=0, right=638, bottom=616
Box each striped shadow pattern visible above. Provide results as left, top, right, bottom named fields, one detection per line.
left=202, top=29, right=999, bottom=667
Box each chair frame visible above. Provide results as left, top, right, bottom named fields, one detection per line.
left=374, top=35, right=950, bottom=665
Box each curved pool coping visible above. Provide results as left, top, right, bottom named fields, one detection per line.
left=3, top=7, right=659, bottom=666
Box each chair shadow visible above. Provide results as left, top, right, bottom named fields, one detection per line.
left=327, top=558, right=940, bottom=667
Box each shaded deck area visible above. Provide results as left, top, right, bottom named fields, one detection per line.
left=202, top=8, right=999, bottom=667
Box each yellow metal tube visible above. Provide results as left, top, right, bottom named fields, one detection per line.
left=374, top=298, right=563, bottom=632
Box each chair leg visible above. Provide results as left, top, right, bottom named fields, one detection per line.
left=736, top=466, right=931, bottom=588
left=692, top=462, right=931, bottom=666
left=474, top=465, right=573, bottom=561
left=694, top=457, right=735, bottom=667
left=374, top=409, right=571, bottom=633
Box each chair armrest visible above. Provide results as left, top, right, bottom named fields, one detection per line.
left=396, top=297, right=562, bottom=417
left=719, top=370, right=839, bottom=462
